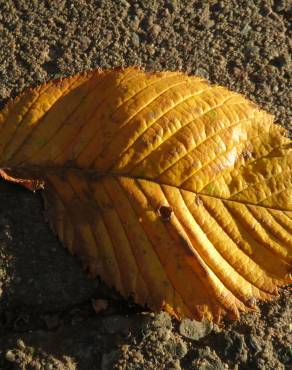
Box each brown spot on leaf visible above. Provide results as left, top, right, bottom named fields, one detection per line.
left=157, top=205, right=173, bottom=221
left=195, top=195, right=203, bottom=206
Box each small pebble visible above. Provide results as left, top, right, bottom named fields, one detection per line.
left=131, top=33, right=140, bottom=47
left=5, top=350, right=15, bottom=362
left=16, top=339, right=26, bottom=350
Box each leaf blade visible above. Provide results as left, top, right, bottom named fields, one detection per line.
left=0, top=67, right=291, bottom=321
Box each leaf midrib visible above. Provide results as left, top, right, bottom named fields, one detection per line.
left=2, top=165, right=290, bottom=212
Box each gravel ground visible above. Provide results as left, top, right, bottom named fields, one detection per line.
left=0, top=1, right=291, bottom=369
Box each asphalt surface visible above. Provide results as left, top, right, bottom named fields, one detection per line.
left=0, top=1, right=291, bottom=369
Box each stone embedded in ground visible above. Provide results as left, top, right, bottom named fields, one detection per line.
left=179, top=318, right=213, bottom=341
left=221, top=331, right=248, bottom=363
left=191, top=346, right=226, bottom=370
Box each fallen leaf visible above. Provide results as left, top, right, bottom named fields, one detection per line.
left=0, top=67, right=291, bottom=321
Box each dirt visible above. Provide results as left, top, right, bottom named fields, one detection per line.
left=0, top=0, right=291, bottom=369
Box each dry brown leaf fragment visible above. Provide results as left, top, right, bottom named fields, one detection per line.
left=0, top=67, right=291, bottom=322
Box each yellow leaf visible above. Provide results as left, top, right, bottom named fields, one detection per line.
left=0, top=67, right=291, bottom=322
